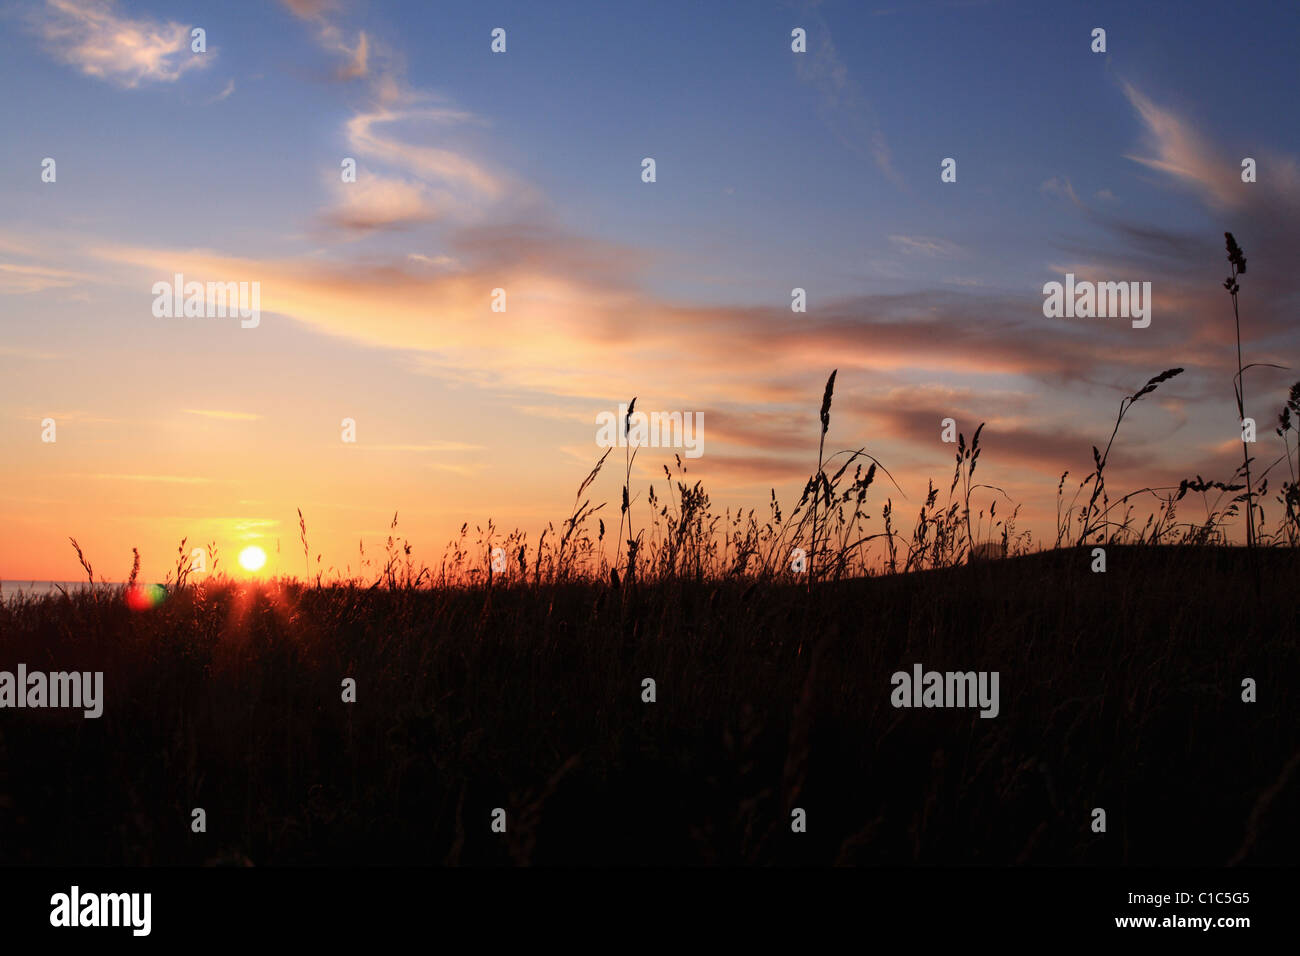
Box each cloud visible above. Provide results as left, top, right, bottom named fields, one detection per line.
left=316, top=101, right=512, bottom=232
left=280, top=0, right=370, bottom=81
left=209, top=78, right=236, bottom=103
left=67, top=76, right=1300, bottom=523
left=279, top=4, right=511, bottom=229
left=861, top=403, right=1136, bottom=477
left=91, top=229, right=1181, bottom=421
left=408, top=253, right=461, bottom=270
left=324, top=174, right=442, bottom=232
left=426, top=461, right=483, bottom=477
left=89, top=473, right=218, bottom=484
left=1121, top=82, right=1241, bottom=208
left=182, top=409, right=262, bottom=421
left=28, top=0, right=211, bottom=87
left=336, top=31, right=368, bottom=80
left=1021, top=84, right=1300, bottom=409
left=1055, top=82, right=1300, bottom=349
left=0, top=346, right=63, bottom=360
left=704, top=409, right=816, bottom=455
left=280, top=0, right=340, bottom=24
left=672, top=454, right=814, bottom=486
left=345, top=106, right=504, bottom=203
left=0, top=261, right=88, bottom=293
left=795, top=11, right=902, bottom=188
left=78, top=78, right=1299, bottom=524
left=888, top=235, right=963, bottom=257
left=1040, top=176, right=1084, bottom=209
left=356, top=442, right=482, bottom=452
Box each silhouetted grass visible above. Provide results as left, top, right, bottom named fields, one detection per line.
left=0, top=545, right=1294, bottom=865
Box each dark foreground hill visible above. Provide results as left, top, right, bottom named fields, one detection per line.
left=1, top=545, right=1296, bottom=865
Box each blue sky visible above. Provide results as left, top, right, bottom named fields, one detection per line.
left=9, top=0, right=1296, bottom=295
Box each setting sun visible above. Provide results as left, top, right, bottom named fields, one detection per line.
left=238, top=546, right=267, bottom=573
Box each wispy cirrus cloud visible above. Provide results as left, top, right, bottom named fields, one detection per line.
left=208, top=78, right=236, bottom=103
left=63, top=78, right=1300, bottom=508
left=1040, top=176, right=1084, bottom=209
left=1055, top=82, right=1300, bottom=347
left=72, top=76, right=1289, bottom=426
left=182, top=409, right=263, bottom=421
left=336, top=30, right=368, bottom=80
left=888, top=235, right=964, bottom=257
left=0, top=346, right=63, bottom=360
left=794, top=8, right=902, bottom=188
left=357, top=442, right=482, bottom=452
left=87, top=473, right=219, bottom=484
left=280, top=0, right=340, bottom=19
left=321, top=99, right=512, bottom=232
left=1121, top=82, right=1241, bottom=208
left=323, top=173, right=442, bottom=231
left=26, top=0, right=211, bottom=87
left=90, top=232, right=1175, bottom=410
left=278, top=1, right=510, bottom=232
left=344, top=106, right=505, bottom=204
left=280, top=0, right=369, bottom=81
left=0, top=261, right=88, bottom=293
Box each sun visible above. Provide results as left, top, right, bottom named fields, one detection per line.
left=238, top=545, right=267, bottom=572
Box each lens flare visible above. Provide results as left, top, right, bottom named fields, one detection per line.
left=125, top=583, right=167, bottom=611
left=238, top=545, right=267, bottom=572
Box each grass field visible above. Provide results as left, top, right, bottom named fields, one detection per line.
left=1, top=543, right=1295, bottom=866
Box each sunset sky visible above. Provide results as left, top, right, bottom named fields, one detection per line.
left=3, top=0, right=1299, bottom=581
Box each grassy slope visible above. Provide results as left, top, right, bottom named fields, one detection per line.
left=0, top=545, right=1296, bottom=865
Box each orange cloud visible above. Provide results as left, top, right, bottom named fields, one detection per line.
left=323, top=174, right=442, bottom=231
left=344, top=107, right=505, bottom=205
left=0, top=262, right=88, bottom=293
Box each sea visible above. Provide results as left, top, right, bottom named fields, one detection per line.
left=0, top=581, right=121, bottom=599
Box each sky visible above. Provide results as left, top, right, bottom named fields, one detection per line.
left=2, top=0, right=1299, bottom=581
